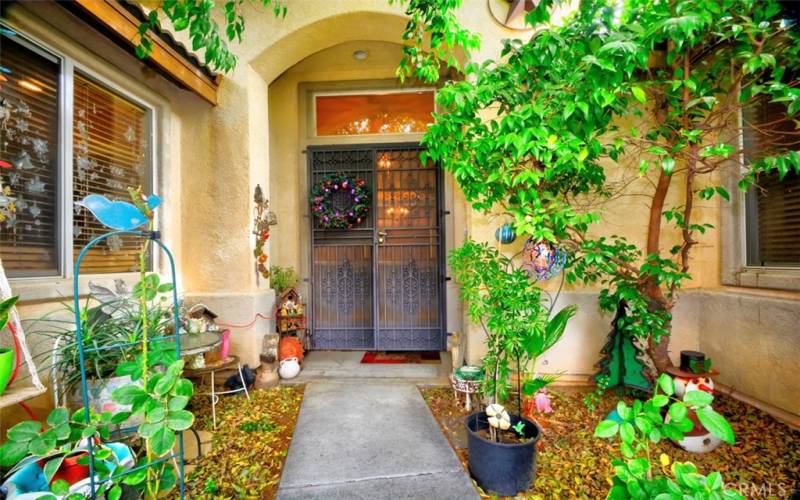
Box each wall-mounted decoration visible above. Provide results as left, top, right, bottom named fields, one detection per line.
left=310, top=173, right=370, bottom=230
left=495, top=223, right=517, bottom=244
left=253, top=184, right=277, bottom=279
left=521, top=238, right=567, bottom=281
left=488, top=0, right=536, bottom=30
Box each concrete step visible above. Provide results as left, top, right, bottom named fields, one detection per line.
left=287, top=351, right=453, bottom=383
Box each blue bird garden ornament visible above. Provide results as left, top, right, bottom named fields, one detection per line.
left=75, top=193, right=162, bottom=231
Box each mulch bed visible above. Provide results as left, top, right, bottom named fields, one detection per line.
left=183, top=385, right=305, bottom=499
left=420, top=386, right=800, bottom=499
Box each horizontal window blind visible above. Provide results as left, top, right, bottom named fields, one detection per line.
left=0, top=34, right=61, bottom=278
left=744, top=91, right=800, bottom=267
left=72, top=72, right=150, bottom=274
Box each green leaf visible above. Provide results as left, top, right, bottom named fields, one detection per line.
left=657, top=373, right=675, bottom=396
left=594, top=420, right=619, bottom=438
left=683, top=390, right=713, bottom=407
left=167, top=410, right=194, bottom=431
left=147, top=407, right=166, bottom=424
left=112, top=385, right=146, bottom=405
left=668, top=402, right=687, bottom=422
left=661, top=157, right=675, bottom=174
left=111, top=412, right=132, bottom=425
left=652, top=394, right=669, bottom=407
left=108, top=485, right=123, bottom=500
left=631, top=86, right=646, bottom=104
left=696, top=406, right=735, bottom=444
left=0, top=440, right=29, bottom=467
left=46, top=407, right=69, bottom=428
left=29, top=431, right=57, bottom=456
left=7, top=420, right=42, bottom=442
left=174, top=379, right=194, bottom=398
left=619, top=422, right=635, bottom=444
left=168, top=395, right=190, bottom=411
left=51, top=479, right=71, bottom=495
left=150, top=426, right=176, bottom=456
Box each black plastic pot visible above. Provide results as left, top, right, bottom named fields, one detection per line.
left=465, top=411, right=541, bottom=496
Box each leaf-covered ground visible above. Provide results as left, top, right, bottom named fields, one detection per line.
left=420, top=386, right=800, bottom=499
left=182, top=385, right=304, bottom=499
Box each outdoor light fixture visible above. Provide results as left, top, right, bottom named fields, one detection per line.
left=352, top=50, right=369, bottom=61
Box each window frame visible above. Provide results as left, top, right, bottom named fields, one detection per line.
left=2, top=25, right=158, bottom=282
left=720, top=107, right=800, bottom=292
left=311, top=88, right=436, bottom=138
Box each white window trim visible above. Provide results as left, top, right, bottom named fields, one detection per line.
left=2, top=24, right=159, bottom=289
left=720, top=109, right=800, bottom=292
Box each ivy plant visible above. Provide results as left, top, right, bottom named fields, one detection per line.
left=594, top=374, right=741, bottom=499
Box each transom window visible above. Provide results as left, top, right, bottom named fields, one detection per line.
left=314, top=90, right=434, bottom=136
left=0, top=28, right=153, bottom=278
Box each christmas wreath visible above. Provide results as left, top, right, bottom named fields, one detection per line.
left=310, top=173, right=370, bottom=229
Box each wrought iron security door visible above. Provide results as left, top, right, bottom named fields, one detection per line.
left=309, top=144, right=445, bottom=351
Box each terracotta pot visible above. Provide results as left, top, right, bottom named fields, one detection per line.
left=0, top=347, right=14, bottom=396
left=38, top=452, right=90, bottom=486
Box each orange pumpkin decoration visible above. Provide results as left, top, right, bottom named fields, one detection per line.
left=279, top=337, right=304, bottom=362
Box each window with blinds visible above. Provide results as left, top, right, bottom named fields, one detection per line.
left=0, top=34, right=61, bottom=278
left=744, top=92, right=800, bottom=267
left=72, top=73, right=150, bottom=274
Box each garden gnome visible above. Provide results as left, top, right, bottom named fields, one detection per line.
left=255, top=352, right=279, bottom=389
left=534, top=389, right=553, bottom=413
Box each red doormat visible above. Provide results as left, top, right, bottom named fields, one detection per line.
left=360, top=351, right=441, bottom=364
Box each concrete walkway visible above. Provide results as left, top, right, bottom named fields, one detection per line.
left=277, top=380, right=479, bottom=499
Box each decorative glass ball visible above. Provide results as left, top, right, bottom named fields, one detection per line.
left=494, top=223, right=517, bottom=244
left=521, top=238, right=567, bottom=281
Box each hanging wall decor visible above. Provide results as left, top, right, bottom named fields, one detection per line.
left=310, top=173, right=370, bottom=230
left=494, top=223, right=517, bottom=244
left=253, top=184, right=277, bottom=279
left=521, top=238, right=567, bottom=281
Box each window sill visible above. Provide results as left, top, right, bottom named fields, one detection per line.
left=725, top=267, right=800, bottom=293
left=10, top=273, right=142, bottom=303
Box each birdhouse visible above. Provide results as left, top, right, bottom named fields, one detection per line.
left=276, top=288, right=306, bottom=335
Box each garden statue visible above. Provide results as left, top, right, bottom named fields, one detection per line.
left=533, top=389, right=553, bottom=414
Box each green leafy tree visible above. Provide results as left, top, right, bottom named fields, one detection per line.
left=128, top=1, right=799, bottom=373
left=421, top=0, right=800, bottom=371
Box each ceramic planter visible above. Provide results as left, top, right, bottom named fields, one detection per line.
left=0, top=347, right=14, bottom=396
left=465, top=411, right=541, bottom=496
left=70, top=375, right=143, bottom=427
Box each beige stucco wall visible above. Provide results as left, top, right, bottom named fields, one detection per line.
left=1, top=0, right=798, bottom=430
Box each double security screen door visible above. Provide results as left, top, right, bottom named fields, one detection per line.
left=308, top=144, right=445, bottom=351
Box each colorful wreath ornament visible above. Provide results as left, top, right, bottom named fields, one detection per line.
left=310, top=173, right=370, bottom=230
left=521, top=238, right=568, bottom=281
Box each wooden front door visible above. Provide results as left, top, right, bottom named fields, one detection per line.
left=308, top=144, right=444, bottom=351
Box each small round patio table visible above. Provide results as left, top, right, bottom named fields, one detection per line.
left=181, top=332, right=251, bottom=429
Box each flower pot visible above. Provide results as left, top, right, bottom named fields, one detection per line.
left=0, top=347, right=14, bottom=396
left=465, top=411, right=541, bottom=496
left=38, top=452, right=90, bottom=487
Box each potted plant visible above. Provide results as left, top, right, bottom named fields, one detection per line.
left=31, top=276, right=175, bottom=415
left=0, top=406, right=134, bottom=498
left=449, top=240, right=576, bottom=496
left=0, top=295, right=19, bottom=396
left=269, top=266, right=298, bottom=295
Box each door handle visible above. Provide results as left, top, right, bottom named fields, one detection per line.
left=377, top=230, right=388, bottom=244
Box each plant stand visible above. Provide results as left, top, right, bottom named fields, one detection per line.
left=185, top=355, right=251, bottom=429
left=450, top=374, right=481, bottom=411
